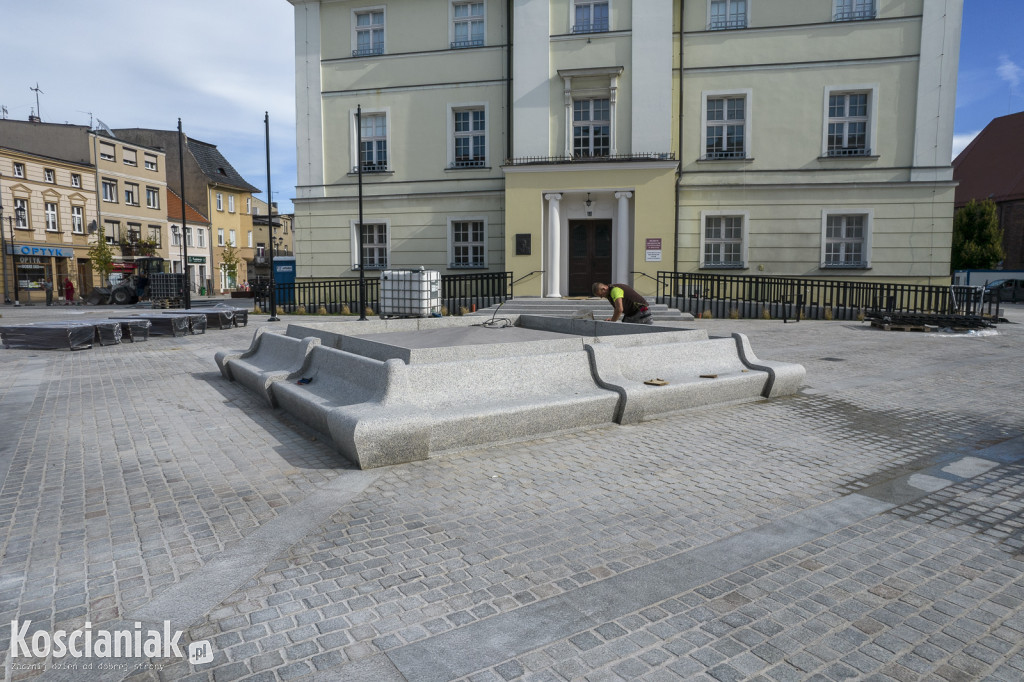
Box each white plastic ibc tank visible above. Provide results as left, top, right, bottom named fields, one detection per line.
left=379, top=268, right=441, bottom=317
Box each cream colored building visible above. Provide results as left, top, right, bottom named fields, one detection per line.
left=287, top=0, right=962, bottom=296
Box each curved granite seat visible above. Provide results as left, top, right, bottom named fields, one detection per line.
left=586, top=332, right=805, bottom=424
left=269, top=344, right=619, bottom=469
left=215, top=331, right=320, bottom=406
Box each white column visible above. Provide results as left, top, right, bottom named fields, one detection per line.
left=545, top=193, right=563, bottom=297
left=614, top=191, right=632, bottom=284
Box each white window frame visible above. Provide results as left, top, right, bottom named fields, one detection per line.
left=447, top=217, right=488, bottom=269
left=572, top=98, right=612, bottom=158
left=708, top=0, right=748, bottom=30
left=350, top=219, right=391, bottom=270
left=833, top=0, right=875, bottom=22
left=13, top=198, right=28, bottom=227
left=123, top=148, right=138, bottom=167
left=448, top=104, right=488, bottom=168
left=451, top=0, right=485, bottom=48
left=247, top=230, right=253, bottom=248
left=821, top=209, right=872, bottom=269
left=45, top=202, right=59, bottom=232
left=216, top=193, right=224, bottom=211
left=352, top=7, right=385, bottom=57
left=148, top=225, right=162, bottom=248
left=572, top=0, right=610, bottom=34
left=699, top=210, right=748, bottom=268
left=71, top=205, right=84, bottom=234
left=217, top=228, right=225, bottom=246
left=13, top=162, right=24, bottom=178
left=228, top=195, right=235, bottom=213
left=229, top=229, right=237, bottom=247
left=146, top=186, right=160, bottom=209
left=105, top=220, right=120, bottom=245
left=171, top=226, right=182, bottom=247
left=44, top=169, right=55, bottom=183
left=822, top=84, right=878, bottom=158
left=197, top=228, right=207, bottom=248
left=350, top=108, right=391, bottom=173
left=102, top=178, right=118, bottom=203
left=124, top=182, right=139, bottom=206
left=144, top=153, right=158, bottom=171
left=99, top=142, right=116, bottom=162
left=187, top=227, right=195, bottom=248
left=71, top=173, right=81, bottom=188
left=246, top=197, right=252, bottom=214
left=701, top=89, right=752, bottom=161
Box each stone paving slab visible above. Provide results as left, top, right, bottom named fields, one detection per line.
left=0, top=303, right=1020, bottom=681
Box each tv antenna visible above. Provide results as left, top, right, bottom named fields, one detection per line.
left=30, top=83, right=44, bottom=121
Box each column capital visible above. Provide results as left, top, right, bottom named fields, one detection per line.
left=614, top=191, right=633, bottom=200
left=544, top=193, right=563, bottom=202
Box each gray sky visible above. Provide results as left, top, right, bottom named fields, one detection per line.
left=0, top=0, right=297, bottom=213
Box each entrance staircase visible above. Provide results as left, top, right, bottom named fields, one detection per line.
left=473, top=297, right=693, bottom=322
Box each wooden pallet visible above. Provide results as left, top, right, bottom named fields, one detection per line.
left=870, top=320, right=938, bottom=332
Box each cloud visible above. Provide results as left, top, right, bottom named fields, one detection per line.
left=997, top=54, right=1022, bottom=90
left=951, top=131, right=980, bottom=161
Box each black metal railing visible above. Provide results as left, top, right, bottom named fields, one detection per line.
left=656, top=271, right=1002, bottom=322
left=504, top=152, right=675, bottom=166
left=254, top=271, right=512, bottom=316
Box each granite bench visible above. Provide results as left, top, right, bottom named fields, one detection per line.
left=215, top=331, right=320, bottom=407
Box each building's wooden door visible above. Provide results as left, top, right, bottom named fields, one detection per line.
left=567, top=220, right=612, bottom=296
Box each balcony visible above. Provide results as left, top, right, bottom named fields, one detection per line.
left=451, top=158, right=486, bottom=169
left=704, top=149, right=745, bottom=160
left=826, top=146, right=869, bottom=157
left=504, top=152, right=675, bottom=166
left=834, top=8, right=875, bottom=21
left=352, top=162, right=389, bottom=174
left=572, top=20, right=609, bottom=34
left=450, top=39, right=484, bottom=49
left=352, top=45, right=384, bottom=58
left=708, top=18, right=746, bottom=30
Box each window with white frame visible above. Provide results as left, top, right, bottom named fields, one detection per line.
left=13, top=162, right=24, bottom=178
left=453, top=108, right=486, bottom=168
left=187, top=227, right=195, bottom=248
left=823, top=212, right=870, bottom=268
left=228, top=196, right=235, bottom=213
left=709, top=0, right=747, bottom=30
left=229, top=229, right=237, bottom=247
left=171, top=226, right=181, bottom=247
left=704, top=94, right=748, bottom=159
left=452, top=1, right=484, bottom=47
left=574, top=0, right=609, bottom=33
left=834, top=0, right=875, bottom=22
left=14, top=198, right=28, bottom=227
left=217, top=228, right=225, bottom=246
left=45, top=202, right=59, bottom=231
left=148, top=225, right=161, bottom=247
left=144, top=153, right=158, bottom=171
left=702, top=214, right=746, bottom=267
left=358, top=113, right=388, bottom=171
left=71, top=173, right=81, bottom=188
left=72, top=206, right=84, bottom=234
left=147, top=187, right=160, bottom=209
left=827, top=91, right=870, bottom=156
left=102, top=178, right=118, bottom=202
left=124, top=182, right=139, bottom=206
left=99, top=142, right=116, bottom=161
left=216, top=193, right=223, bottom=211
left=123, top=148, right=138, bottom=166
left=354, top=222, right=389, bottom=269
left=573, top=99, right=611, bottom=158
left=246, top=198, right=252, bottom=214
left=247, top=231, right=253, bottom=247
left=353, top=9, right=384, bottom=56
left=44, top=168, right=55, bottom=183
left=197, top=228, right=206, bottom=248
left=449, top=219, right=486, bottom=268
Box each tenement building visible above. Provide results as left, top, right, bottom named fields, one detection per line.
left=286, top=0, right=962, bottom=296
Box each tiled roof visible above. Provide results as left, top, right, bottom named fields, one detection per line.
left=188, top=138, right=261, bottom=193
left=953, top=111, right=1024, bottom=206
left=166, top=188, right=211, bottom=225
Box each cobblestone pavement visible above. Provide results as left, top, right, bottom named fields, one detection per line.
left=0, top=302, right=1022, bottom=681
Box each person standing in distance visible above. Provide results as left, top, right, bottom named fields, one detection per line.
left=592, top=282, right=653, bottom=324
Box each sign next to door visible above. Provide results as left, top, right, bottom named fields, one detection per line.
left=645, top=238, right=662, bottom=262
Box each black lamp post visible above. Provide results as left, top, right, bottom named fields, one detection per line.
left=0, top=202, right=9, bottom=304
left=265, top=112, right=278, bottom=322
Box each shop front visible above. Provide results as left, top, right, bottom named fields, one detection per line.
left=8, top=244, right=79, bottom=305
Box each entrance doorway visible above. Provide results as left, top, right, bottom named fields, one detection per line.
left=567, top=220, right=612, bottom=296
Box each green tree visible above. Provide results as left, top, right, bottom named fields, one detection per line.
left=952, top=199, right=1004, bottom=271
left=221, top=244, right=241, bottom=287
left=87, top=226, right=115, bottom=285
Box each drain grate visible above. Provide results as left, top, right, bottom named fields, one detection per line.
left=820, top=357, right=845, bottom=362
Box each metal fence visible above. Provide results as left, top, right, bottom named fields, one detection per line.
left=253, top=271, right=512, bottom=316
left=656, top=271, right=1002, bottom=321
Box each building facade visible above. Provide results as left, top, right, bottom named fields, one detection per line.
left=1, top=120, right=171, bottom=303
left=113, top=129, right=261, bottom=294
left=287, top=0, right=962, bottom=295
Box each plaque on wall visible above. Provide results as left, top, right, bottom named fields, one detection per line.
left=515, top=233, right=531, bottom=256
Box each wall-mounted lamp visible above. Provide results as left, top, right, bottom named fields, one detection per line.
left=585, top=193, right=592, bottom=216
